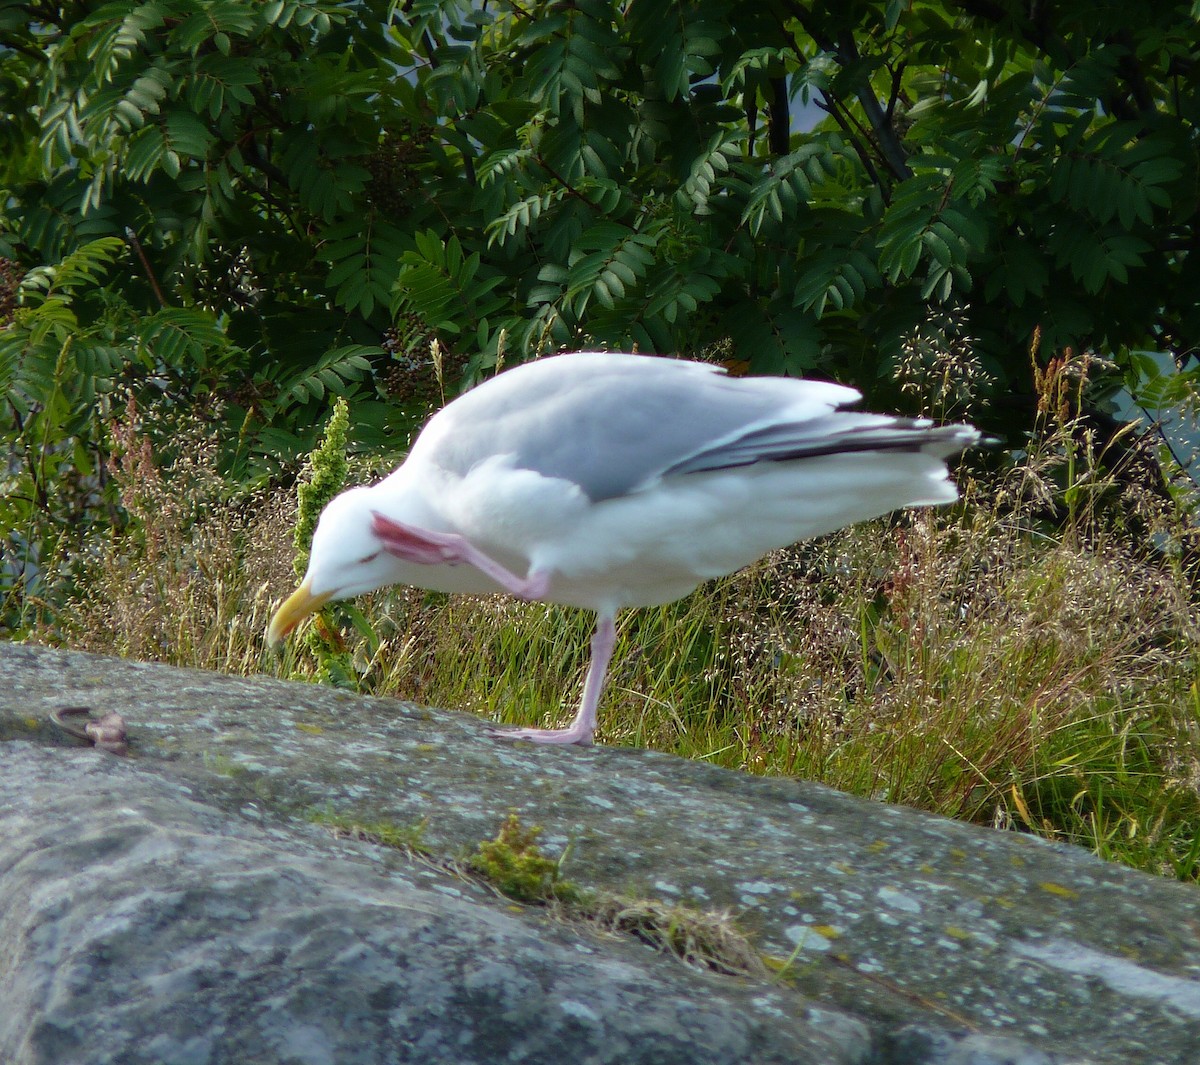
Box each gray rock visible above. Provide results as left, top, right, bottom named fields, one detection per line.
left=0, top=745, right=865, bottom=1065
left=2, top=644, right=1197, bottom=1064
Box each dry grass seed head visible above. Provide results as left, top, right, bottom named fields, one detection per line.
left=61, top=400, right=297, bottom=665
left=586, top=896, right=767, bottom=978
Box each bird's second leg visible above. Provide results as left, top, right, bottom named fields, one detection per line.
left=488, top=613, right=616, bottom=746
left=371, top=512, right=550, bottom=600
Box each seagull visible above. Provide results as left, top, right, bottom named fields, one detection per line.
left=268, top=352, right=979, bottom=745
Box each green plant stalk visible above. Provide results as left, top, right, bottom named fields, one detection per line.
left=294, top=396, right=350, bottom=578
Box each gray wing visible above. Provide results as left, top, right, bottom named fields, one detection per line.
left=416, top=353, right=970, bottom=502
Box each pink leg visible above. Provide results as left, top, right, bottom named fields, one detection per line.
left=489, top=612, right=617, bottom=746
left=371, top=512, right=550, bottom=600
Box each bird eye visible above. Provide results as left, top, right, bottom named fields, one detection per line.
left=359, top=551, right=381, bottom=564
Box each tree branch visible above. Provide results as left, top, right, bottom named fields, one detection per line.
left=815, top=92, right=888, bottom=195
left=782, top=5, right=911, bottom=181
left=835, top=32, right=911, bottom=180
left=767, top=76, right=790, bottom=156
left=0, top=33, right=52, bottom=64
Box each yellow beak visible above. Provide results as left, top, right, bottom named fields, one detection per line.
left=267, top=579, right=334, bottom=648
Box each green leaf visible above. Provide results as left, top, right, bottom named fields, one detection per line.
left=279, top=346, right=378, bottom=408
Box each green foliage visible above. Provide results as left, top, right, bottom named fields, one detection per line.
left=2, top=0, right=394, bottom=505
left=3, top=0, right=1196, bottom=457
left=293, top=397, right=350, bottom=577
left=289, top=396, right=364, bottom=687
left=469, top=813, right=577, bottom=903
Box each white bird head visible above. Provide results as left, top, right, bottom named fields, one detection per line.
left=267, top=486, right=395, bottom=647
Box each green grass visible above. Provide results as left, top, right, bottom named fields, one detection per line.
left=12, top=400, right=1200, bottom=885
